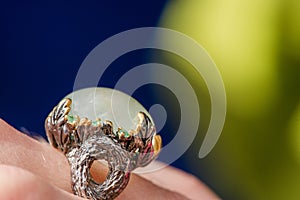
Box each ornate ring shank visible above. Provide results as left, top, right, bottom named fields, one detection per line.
left=45, top=98, right=162, bottom=200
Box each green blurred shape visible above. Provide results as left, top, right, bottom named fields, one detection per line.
left=160, top=0, right=300, bottom=199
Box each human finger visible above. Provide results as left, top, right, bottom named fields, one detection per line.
left=0, top=119, right=189, bottom=199
left=139, top=161, right=220, bottom=200
left=0, top=164, right=81, bottom=200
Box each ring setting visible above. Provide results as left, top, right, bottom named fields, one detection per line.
left=45, top=87, right=162, bottom=200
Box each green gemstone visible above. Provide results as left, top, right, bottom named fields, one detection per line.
left=68, top=115, right=75, bottom=123
left=92, top=120, right=101, bottom=127
left=120, top=129, right=130, bottom=138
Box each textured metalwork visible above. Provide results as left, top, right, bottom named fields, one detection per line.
left=45, top=98, right=162, bottom=200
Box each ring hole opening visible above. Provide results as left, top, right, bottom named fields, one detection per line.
left=90, top=160, right=109, bottom=184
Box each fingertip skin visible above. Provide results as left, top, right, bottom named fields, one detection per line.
left=0, top=120, right=72, bottom=193
left=0, top=165, right=187, bottom=200
left=139, top=161, right=220, bottom=200
left=0, top=165, right=79, bottom=200
left=116, top=173, right=190, bottom=200
left=0, top=120, right=214, bottom=200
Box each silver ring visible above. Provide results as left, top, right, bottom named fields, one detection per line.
left=45, top=98, right=162, bottom=199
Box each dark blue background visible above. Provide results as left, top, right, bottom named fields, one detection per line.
left=0, top=1, right=216, bottom=195
left=0, top=1, right=167, bottom=134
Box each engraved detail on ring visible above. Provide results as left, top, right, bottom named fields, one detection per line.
left=45, top=98, right=162, bottom=200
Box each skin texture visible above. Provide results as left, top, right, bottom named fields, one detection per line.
left=0, top=119, right=219, bottom=200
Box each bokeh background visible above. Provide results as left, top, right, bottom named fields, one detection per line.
left=0, top=1, right=299, bottom=199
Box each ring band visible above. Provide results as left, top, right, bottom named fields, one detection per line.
left=45, top=98, right=162, bottom=199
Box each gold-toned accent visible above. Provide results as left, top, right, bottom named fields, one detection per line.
left=104, top=120, right=113, bottom=127
left=153, top=135, right=162, bottom=155
left=79, top=117, right=92, bottom=126
left=66, top=115, right=79, bottom=126
left=45, top=97, right=162, bottom=200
